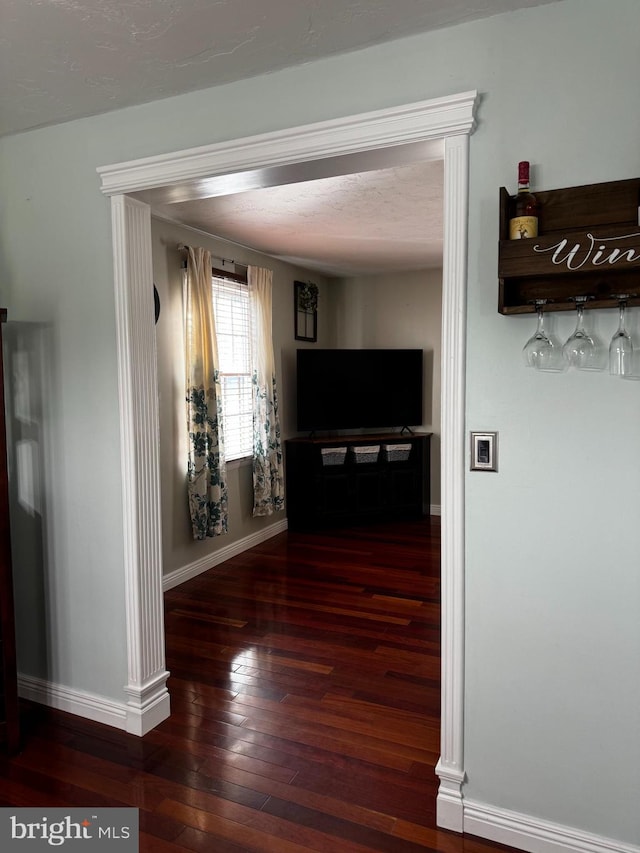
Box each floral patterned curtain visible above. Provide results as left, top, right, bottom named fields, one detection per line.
left=184, top=247, right=228, bottom=539
left=248, top=265, right=284, bottom=516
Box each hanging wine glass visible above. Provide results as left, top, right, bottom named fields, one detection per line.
left=562, top=296, right=602, bottom=370
left=609, top=295, right=633, bottom=376
left=522, top=300, right=564, bottom=371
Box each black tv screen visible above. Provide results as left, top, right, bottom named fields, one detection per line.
left=296, top=348, right=423, bottom=432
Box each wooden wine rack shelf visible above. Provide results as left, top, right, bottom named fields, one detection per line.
left=498, top=177, right=640, bottom=314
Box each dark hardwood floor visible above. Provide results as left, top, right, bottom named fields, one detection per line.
left=1, top=517, right=517, bottom=852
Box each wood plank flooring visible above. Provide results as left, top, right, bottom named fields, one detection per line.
left=0, top=517, right=518, bottom=852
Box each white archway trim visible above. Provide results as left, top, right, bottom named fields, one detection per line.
left=98, top=91, right=476, bottom=196
left=99, top=92, right=477, bottom=816
left=435, top=132, right=470, bottom=832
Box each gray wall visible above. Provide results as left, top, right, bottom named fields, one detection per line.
left=333, top=269, right=442, bottom=508
left=1, top=0, right=639, bottom=844
left=151, top=216, right=334, bottom=577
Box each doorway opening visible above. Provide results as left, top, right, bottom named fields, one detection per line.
left=98, top=89, right=477, bottom=831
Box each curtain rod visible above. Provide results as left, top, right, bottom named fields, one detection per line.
left=177, top=243, right=247, bottom=269
left=178, top=244, right=248, bottom=283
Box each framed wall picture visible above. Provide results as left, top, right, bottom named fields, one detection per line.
left=294, top=280, right=318, bottom=342
left=470, top=431, right=498, bottom=472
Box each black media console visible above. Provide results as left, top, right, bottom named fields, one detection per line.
left=285, top=432, right=431, bottom=530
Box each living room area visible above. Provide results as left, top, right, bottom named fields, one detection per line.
left=150, top=154, right=444, bottom=590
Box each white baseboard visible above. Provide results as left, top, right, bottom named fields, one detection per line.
left=430, top=504, right=442, bottom=516
left=18, top=674, right=128, bottom=731
left=163, top=518, right=288, bottom=591
left=464, top=800, right=640, bottom=853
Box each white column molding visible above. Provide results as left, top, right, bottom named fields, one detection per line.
left=436, top=131, right=471, bottom=831
left=110, top=194, right=170, bottom=735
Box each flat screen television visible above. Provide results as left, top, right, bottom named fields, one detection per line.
left=296, top=348, right=423, bottom=433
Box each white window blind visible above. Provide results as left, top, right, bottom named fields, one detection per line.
left=212, top=276, right=253, bottom=461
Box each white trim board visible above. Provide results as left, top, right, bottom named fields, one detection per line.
left=464, top=800, right=640, bottom=853
left=98, top=90, right=477, bottom=831
left=97, top=91, right=474, bottom=196
left=163, top=519, right=288, bottom=591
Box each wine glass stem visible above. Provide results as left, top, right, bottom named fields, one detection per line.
left=618, top=303, right=626, bottom=333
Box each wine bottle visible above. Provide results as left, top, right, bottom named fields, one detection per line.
left=509, top=161, right=538, bottom=239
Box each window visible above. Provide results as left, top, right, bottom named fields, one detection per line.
left=211, top=275, right=253, bottom=461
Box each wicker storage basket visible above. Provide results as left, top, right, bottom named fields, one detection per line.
left=382, top=443, right=412, bottom=462
left=350, top=445, right=380, bottom=464
left=321, top=447, right=347, bottom=466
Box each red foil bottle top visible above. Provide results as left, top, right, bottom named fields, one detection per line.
left=518, top=161, right=530, bottom=185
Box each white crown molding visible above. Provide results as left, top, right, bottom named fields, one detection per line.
left=18, top=675, right=128, bottom=730
left=97, top=91, right=477, bottom=196
left=163, top=519, right=288, bottom=591
left=464, top=800, right=640, bottom=853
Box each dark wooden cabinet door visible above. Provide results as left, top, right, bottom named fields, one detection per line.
left=354, top=470, right=383, bottom=513
left=319, top=471, right=351, bottom=516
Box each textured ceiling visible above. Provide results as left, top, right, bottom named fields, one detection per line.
left=154, top=159, right=445, bottom=277
left=2, top=0, right=561, bottom=276
left=1, top=0, right=562, bottom=138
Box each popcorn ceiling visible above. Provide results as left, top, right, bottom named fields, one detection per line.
left=0, top=0, right=560, bottom=136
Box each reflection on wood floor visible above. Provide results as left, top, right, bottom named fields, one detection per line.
left=1, top=517, right=519, bottom=852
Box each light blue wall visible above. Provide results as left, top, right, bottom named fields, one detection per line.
left=456, top=5, right=640, bottom=844
left=1, top=0, right=639, bottom=842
